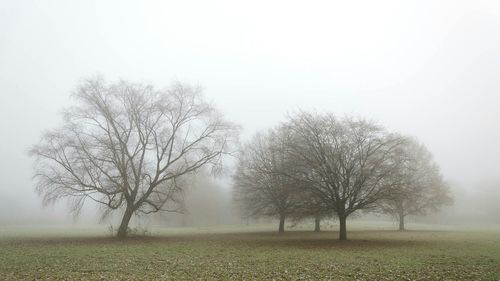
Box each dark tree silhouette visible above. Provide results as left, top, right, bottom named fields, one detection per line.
left=286, top=112, right=404, bottom=240
left=30, top=77, right=237, bottom=238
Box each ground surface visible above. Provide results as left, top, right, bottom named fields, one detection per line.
left=0, top=223, right=499, bottom=280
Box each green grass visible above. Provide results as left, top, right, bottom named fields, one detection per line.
left=0, top=223, right=499, bottom=280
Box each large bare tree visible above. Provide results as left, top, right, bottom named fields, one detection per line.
left=233, top=127, right=303, bottom=233
left=378, top=136, right=452, bottom=230
left=286, top=112, right=404, bottom=240
left=30, top=77, right=237, bottom=238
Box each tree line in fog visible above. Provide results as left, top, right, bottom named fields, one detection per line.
left=30, top=78, right=451, bottom=239
left=233, top=112, right=452, bottom=240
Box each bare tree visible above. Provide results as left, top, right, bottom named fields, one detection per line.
left=233, top=127, right=303, bottom=233
left=30, top=77, right=237, bottom=238
left=378, top=136, right=452, bottom=230
left=286, top=112, right=404, bottom=240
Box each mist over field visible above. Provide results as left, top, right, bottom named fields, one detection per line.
left=2, top=2, right=500, bottom=280
left=0, top=0, right=499, bottom=230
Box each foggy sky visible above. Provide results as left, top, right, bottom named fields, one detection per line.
left=1, top=0, right=499, bottom=224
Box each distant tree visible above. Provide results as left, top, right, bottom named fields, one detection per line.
left=378, top=136, right=452, bottom=230
left=179, top=170, right=236, bottom=226
left=288, top=191, right=332, bottom=232
left=309, top=203, right=332, bottom=232
left=30, top=77, right=237, bottom=238
left=286, top=112, right=404, bottom=240
left=233, top=127, right=303, bottom=233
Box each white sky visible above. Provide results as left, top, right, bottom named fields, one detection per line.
left=1, top=0, right=499, bottom=223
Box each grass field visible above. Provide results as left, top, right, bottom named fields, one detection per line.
left=0, top=222, right=499, bottom=280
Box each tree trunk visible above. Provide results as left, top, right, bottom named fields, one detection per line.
left=339, top=215, right=347, bottom=240
left=314, top=215, right=321, bottom=232
left=117, top=206, right=134, bottom=239
left=278, top=214, right=285, bottom=233
left=398, top=213, right=405, bottom=231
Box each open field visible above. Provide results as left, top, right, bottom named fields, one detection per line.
left=1, top=223, right=499, bottom=280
